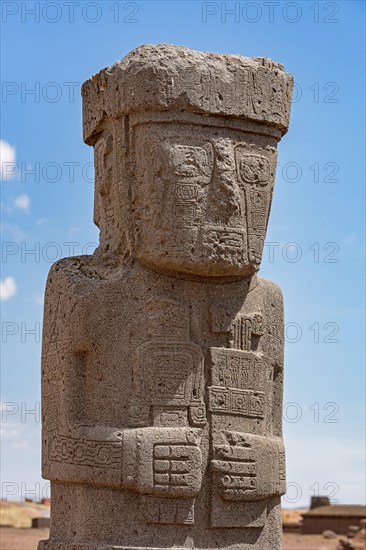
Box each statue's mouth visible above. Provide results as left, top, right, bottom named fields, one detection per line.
left=201, top=226, right=246, bottom=250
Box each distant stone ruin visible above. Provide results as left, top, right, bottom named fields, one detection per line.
left=302, top=504, right=366, bottom=535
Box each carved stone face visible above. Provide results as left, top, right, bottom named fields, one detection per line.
left=133, top=122, right=278, bottom=277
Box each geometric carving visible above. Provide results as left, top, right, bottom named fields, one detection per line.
left=122, top=427, right=203, bottom=499
left=153, top=443, right=201, bottom=493
left=48, top=434, right=121, bottom=469
left=173, top=201, right=198, bottom=228
left=143, top=495, right=195, bottom=525
left=134, top=342, right=204, bottom=403
left=236, top=152, right=271, bottom=186
left=210, top=430, right=270, bottom=528
left=145, top=295, right=190, bottom=341
left=230, top=312, right=265, bottom=351
left=279, top=451, right=286, bottom=481
left=210, top=347, right=265, bottom=391
left=159, top=140, right=214, bottom=230
left=189, top=403, right=207, bottom=427
left=212, top=433, right=258, bottom=501
left=210, top=309, right=265, bottom=352
left=130, top=342, right=205, bottom=427
left=208, top=387, right=229, bottom=411
left=212, top=431, right=285, bottom=499
left=200, top=226, right=246, bottom=265
left=43, top=393, right=59, bottom=431
left=208, top=387, right=265, bottom=419
left=246, top=189, right=271, bottom=266
left=152, top=408, right=188, bottom=428
left=234, top=144, right=276, bottom=267
left=248, top=188, right=270, bottom=227
left=167, top=143, right=213, bottom=184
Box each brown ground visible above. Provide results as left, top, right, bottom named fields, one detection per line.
left=1, top=503, right=365, bottom=550
left=0, top=527, right=347, bottom=550
left=283, top=532, right=341, bottom=549
left=0, top=527, right=48, bottom=550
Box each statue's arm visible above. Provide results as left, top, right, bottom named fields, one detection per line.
left=210, top=280, right=286, bottom=501
left=263, top=279, right=286, bottom=493
left=41, top=260, right=203, bottom=496
left=265, top=279, right=285, bottom=439
left=41, top=260, right=124, bottom=488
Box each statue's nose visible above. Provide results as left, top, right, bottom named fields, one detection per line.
left=207, top=143, right=244, bottom=226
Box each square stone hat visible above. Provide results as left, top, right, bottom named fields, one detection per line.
left=82, top=43, right=294, bottom=144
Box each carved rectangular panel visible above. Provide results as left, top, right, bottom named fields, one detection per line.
left=230, top=312, right=265, bottom=351
left=143, top=496, right=195, bottom=525
left=152, top=408, right=187, bottom=427
left=122, top=427, right=203, bottom=499
left=153, top=443, right=201, bottom=494
left=208, top=387, right=265, bottom=419
left=210, top=430, right=286, bottom=530
left=211, top=348, right=264, bottom=387
left=210, top=430, right=285, bottom=528
left=279, top=451, right=286, bottom=482
left=234, top=144, right=276, bottom=266
left=130, top=342, right=205, bottom=427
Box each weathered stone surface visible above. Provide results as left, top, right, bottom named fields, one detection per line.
left=82, top=44, right=293, bottom=144
left=39, top=44, right=293, bottom=550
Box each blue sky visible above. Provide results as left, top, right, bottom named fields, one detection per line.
left=1, top=0, right=365, bottom=507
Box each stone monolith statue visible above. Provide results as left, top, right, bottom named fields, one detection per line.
left=39, top=44, right=293, bottom=550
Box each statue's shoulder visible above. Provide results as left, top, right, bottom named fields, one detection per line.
left=44, top=256, right=134, bottom=342
left=46, top=255, right=112, bottom=293
left=254, top=276, right=284, bottom=306
left=45, top=255, right=136, bottom=314
left=43, top=256, right=101, bottom=320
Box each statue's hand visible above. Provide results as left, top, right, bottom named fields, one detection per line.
left=122, top=427, right=203, bottom=498
left=211, top=432, right=286, bottom=501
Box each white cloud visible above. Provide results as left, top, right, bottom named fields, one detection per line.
left=0, top=140, right=16, bottom=181
left=36, top=217, right=48, bottom=226
left=0, top=420, right=30, bottom=450
left=0, top=222, right=29, bottom=241
left=33, top=293, right=44, bottom=307
left=0, top=426, right=21, bottom=441
left=14, top=193, right=30, bottom=212
left=344, top=233, right=358, bottom=247
left=0, top=276, right=17, bottom=301
left=68, top=225, right=81, bottom=236
left=0, top=402, right=41, bottom=453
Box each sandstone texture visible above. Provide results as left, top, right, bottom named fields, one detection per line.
left=39, top=44, right=293, bottom=550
